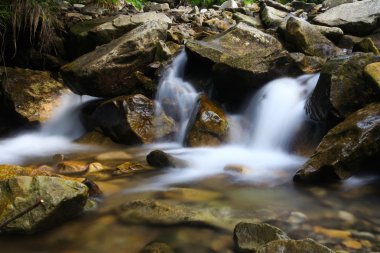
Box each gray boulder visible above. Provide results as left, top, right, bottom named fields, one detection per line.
left=61, top=21, right=168, bottom=98
left=257, top=239, right=335, bottom=253
left=314, top=0, right=380, bottom=36
left=285, top=17, right=343, bottom=58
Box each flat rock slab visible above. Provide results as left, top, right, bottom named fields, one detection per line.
left=314, top=0, right=380, bottom=36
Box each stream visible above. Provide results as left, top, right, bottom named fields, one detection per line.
left=0, top=51, right=380, bottom=253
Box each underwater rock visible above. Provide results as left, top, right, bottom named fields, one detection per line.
left=0, top=165, right=56, bottom=180
left=314, top=0, right=380, bottom=36
left=233, top=222, right=290, bottom=252
left=61, top=21, right=168, bottom=98
left=146, top=150, right=187, bottom=169
left=114, top=162, right=152, bottom=176
left=305, top=53, right=380, bottom=124
left=285, top=17, right=343, bottom=58
left=141, top=242, right=174, bottom=253
left=294, top=103, right=380, bottom=183
left=56, top=161, right=89, bottom=175
left=0, top=176, right=88, bottom=234
left=89, top=94, right=176, bottom=145
left=0, top=68, right=67, bottom=125
left=257, top=239, right=335, bottom=253
left=184, top=95, right=229, bottom=147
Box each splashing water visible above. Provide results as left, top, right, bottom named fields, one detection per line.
left=145, top=53, right=321, bottom=188
left=155, top=50, right=198, bottom=143
left=0, top=93, right=96, bottom=165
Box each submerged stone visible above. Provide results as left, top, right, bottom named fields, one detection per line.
left=146, top=150, right=187, bottom=169
left=234, top=222, right=290, bottom=252
left=257, top=239, right=335, bottom=253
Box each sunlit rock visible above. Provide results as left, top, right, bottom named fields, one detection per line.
left=314, top=0, right=380, bottom=36
left=184, top=95, right=229, bottom=147
left=0, top=176, right=88, bottom=234
left=295, top=103, right=380, bottom=183
left=0, top=68, right=67, bottom=125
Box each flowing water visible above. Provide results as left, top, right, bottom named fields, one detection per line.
left=0, top=52, right=380, bottom=253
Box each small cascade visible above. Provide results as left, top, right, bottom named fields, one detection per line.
left=244, top=74, right=319, bottom=150
left=0, top=93, right=95, bottom=165
left=155, top=50, right=198, bottom=143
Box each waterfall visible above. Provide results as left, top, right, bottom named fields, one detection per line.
left=155, top=50, right=198, bottom=143
left=0, top=93, right=95, bottom=165
left=244, top=74, right=319, bottom=150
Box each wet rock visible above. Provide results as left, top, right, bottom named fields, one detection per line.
left=0, top=68, right=67, bottom=125
left=364, top=62, right=380, bottom=89
left=265, top=0, right=293, bottom=13
left=261, top=5, right=289, bottom=28
left=141, top=242, right=174, bottom=253
left=306, top=53, right=380, bottom=123
left=146, top=150, right=187, bottom=168
left=294, top=103, right=380, bottom=183
left=224, top=164, right=249, bottom=174
left=204, top=18, right=235, bottom=32
left=67, top=12, right=172, bottom=57
left=285, top=17, right=343, bottom=58
left=0, top=176, right=88, bottom=234
left=233, top=222, right=290, bottom=252
left=75, top=130, right=117, bottom=146
left=56, top=161, right=89, bottom=175
left=257, top=239, right=334, bottom=253
left=289, top=53, right=326, bottom=73
left=89, top=94, right=175, bottom=144
left=144, top=2, right=170, bottom=12
left=184, top=95, right=229, bottom=147
left=313, top=25, right=344, bottom=43
left=314, top=0, right=380, bottom=36
left=61, top=21, right=168, bottom=98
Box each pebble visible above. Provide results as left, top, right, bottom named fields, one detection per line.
left=342, top=240, right=362, bottom=249
left=95, top=151, right=132, bottom=161
left=338, top=210, right=356, bottom=224
left=351, top=231, right=376, bottom=240
left=313, top=226, right=351, bottom=239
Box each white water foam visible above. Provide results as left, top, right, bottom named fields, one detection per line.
left=155, top=50, right=198, bottom=143
left=0, top=93, right=95, bottom=165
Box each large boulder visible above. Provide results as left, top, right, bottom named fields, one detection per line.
left=61, top=21, right=168, bottom=98
left=314, top=0, right=380, bottom=36
left=294, top=103, right=380, bottom=183
left=88, top=94, right=175, bottom=145
left=257, top=239, right=334, bottom=253
left=0, top=68, right=67, bottom=125
left=305, top=53, right=380, bottom=123
left=285, top=17, right=343, bottom=58
left=184, top=95, right=229, bottom=147
left=261, top=5, right=289, bottom=28
left=0, top=176, right=88, bottom=234
left=67, top=12, right=172, bottom=58
left=233, top=222, right=290, bottom=252
left=323, top=0, right=357, bottom=8
left=186, top=22, right=289, bottom=107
